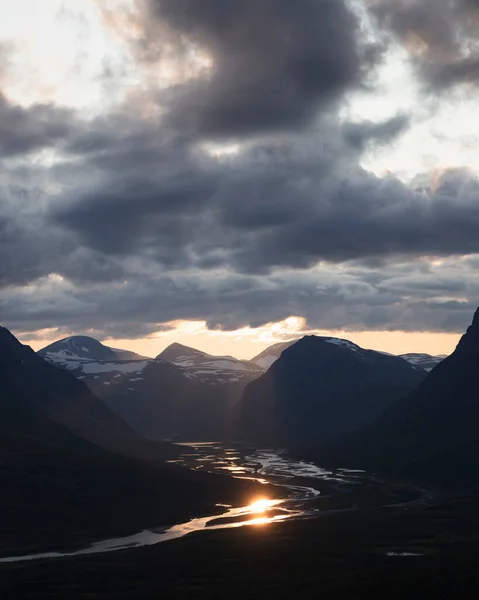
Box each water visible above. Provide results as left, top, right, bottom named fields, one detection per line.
left=0, top=443, right=371, bottom=564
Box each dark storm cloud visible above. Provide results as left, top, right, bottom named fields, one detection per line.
left=51, top=124, right=479, bottom=274
left=0, top=94, right=75, bottom=158
left=342, top=114, right=410, bottom=151
left=0, top=184, right=125, bottom=289
left=3, top=259, right=479, bottom=338
left=142, top=0, right=377, bottom=137
left=372, top=0, right=479, bottom=90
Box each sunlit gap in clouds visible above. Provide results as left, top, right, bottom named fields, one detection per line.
left=20, top=313, right=461, bottom=359
left=0, top=0, right=213, bottom=112
left=342, top=0, right=479, bottom=182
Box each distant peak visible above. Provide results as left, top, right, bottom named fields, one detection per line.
left=39, top=335, right=118, bottom=362
left=165, top=342, right=198, bottom=352
left=156, top=342, right=209, bottom=361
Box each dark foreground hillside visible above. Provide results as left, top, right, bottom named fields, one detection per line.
left=318, top=307, right=479, bottom=484
left=2, top=492, right=479, bottom=599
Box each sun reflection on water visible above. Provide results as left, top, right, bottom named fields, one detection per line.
left=249, top=498, right=274, bottom=513
left=248, top=517, right=270, bottom=526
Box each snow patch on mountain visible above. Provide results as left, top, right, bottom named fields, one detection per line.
left=400, top=353, right=446, bottom=372
left=157, top=343, right=264, bottom=386
left=81, top=361, right=149, bottom=375
left=322, top=337, right=360, bottom=352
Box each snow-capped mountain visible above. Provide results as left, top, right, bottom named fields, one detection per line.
left=252, top=339, right=447, bottom=373
left=38, top=335, right=151, bottom=371
left=251, top=340, right=298, bottom=369
left=251, top=336, right=385, bottom=370
left=38, top=337, right=263, bottom=439
left=157, top=342, right=265, bottom=386
left=400, top=353, right=446, bottom=372
left=39, top=335, right=119, bottom=362
left=38, top=336, right=151, bottom=384
left=237, top=335, right=427, bottom=447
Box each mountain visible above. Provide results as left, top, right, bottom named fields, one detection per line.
left=237, top=335, right=427, bottom=447
left=158, top=342, right=264, bottom=386
left=0, top=327, right=264, bottom=554
left=37, top=338, right=264, bottom=441
left=400, top=352, right=446, bottom=372
left=39, top=335, right=158, bottom=413
left=96, top=357, right=224, bottom=440
left=39, top=335, right=119, bottom=362
left=251, top=340, right=297, bottom=369
left=101, top=344, right=265, bottom=441
left=321, top=308, right=479, bottom=483
left=3, top=328, right=160, bottom=459
left=39, top=336, right=149, bottom=377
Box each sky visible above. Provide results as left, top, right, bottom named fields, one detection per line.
left=1, top=0, right=479, bottom=359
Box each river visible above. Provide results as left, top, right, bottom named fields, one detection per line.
left=0, top=442, right=406, bottom=564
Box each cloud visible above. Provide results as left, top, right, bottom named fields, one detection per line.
left=0, top=94, right=76, bottom=158
left=1, top=0, right=479, bottom=341
left=136, top=0, right=379, bottom=138
left=51, top=124, right=479, bottom=274
left=372, top=0, right=479, bottom=90
left=2, top=258, right=478, bottom=338
left=342, top=114, right=410, bottom=151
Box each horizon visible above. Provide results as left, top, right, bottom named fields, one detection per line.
left=17, top=324, right=459, bottom=361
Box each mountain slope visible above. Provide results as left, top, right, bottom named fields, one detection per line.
left=98, top=358, right=223, bottom=440
left=251, top=340, right=297, bottom=369
left=109, top=346, right=149, bottom=360
left=1, top=328, right=153, bottom=458
left=237, top=335, right=426, bottom=447
left=0, top=327, right=265, bottom=554
left=321, top=308, right=479, bottom=483
left=400, top=352, right=446, bottom=372
left=38, top=338, right=264, bottom=440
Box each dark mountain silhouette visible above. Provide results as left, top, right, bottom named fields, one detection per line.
left=94, top=343, right=265, bottom=441
left=37, top=338, right=264, bottom=440
left=0, top=327, right=156, bottom=459
left=0, top=327, right=264, bottom=554
left=98, top=357, right=222, bottom=440
left=320, top=307, right=479, bottom=483
left=237, top=335, right=426, bottom=447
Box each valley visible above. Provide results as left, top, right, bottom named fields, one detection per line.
left=1, top=311, right=478, bottom=598
left=0, top=442, right=424, bottom=563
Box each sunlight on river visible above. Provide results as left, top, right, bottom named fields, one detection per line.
left=0, top=443, right=369, bottom=564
